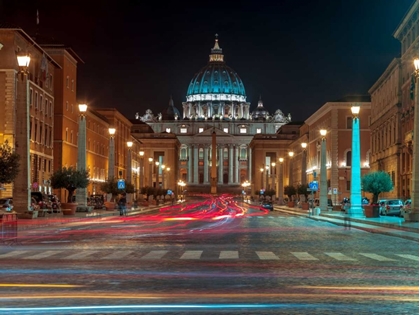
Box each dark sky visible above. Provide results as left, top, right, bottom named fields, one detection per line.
left=1, top=0, right=415, bottom=121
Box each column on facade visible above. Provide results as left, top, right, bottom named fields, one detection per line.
left=204, top=146, right=209, bottom=183
left=248, top=146, right=252, bottom=182
left=228, top=145, right=234, bottom=184
left=235, top=145, right=240, bottom=184
left=193, top=145, right=199, bottom=184
left=218, top=145, right=224, bottom=184
left=188, top=145, right=193, bottom=184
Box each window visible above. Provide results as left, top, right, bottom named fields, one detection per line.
left=240, top=128, right=247, bottom=134
left=240, top=147, right=247, bottom=159
left=65, top=128, right=68, bottom=142
left=256, top=128, right=262, bottom=134
left=40, top=95, right=43, bottom=112
left=71, top=79, right=74, bottom=91
left=45, top=99, right=48, bottom=116
left=35, top=92, right=38, bottom=109
left=166, top=128, right=171, bottom=133
left=199, top=128, right=204, bottom=133
left=50, top=101, right=53, bottom=117
left=180, top=128, right=187, bottom=134
left=66, top=76, right=69, bottom=88
left=70, top=131, right=73, bottom=144
left=346, top=117, right=352, bottom=129
left=346, top=151, right=352, bottom=166
left=223, top=128, right=228, bottom=133
left=49, top=74, right=53, bottom=89
left=346, top=180, right=350, bottom=191
left=66, top=101, right=69, bottom=111
left=180, top=147, right=187, bottom=159
left=29, top=88, right=33, bottom=106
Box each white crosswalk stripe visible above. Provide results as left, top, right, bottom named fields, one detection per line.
left=219, top=251, right=239, bottom=259
left=180, top=250, right=203, bottom=259
left=256, top=251, right=279, bottom=260
left=395, top=254, right=419, bottom=261
left=291, top=252, right=319, bottom=260
left=62, top=251, right=99, bottom=259
left=325, top=252, right=357, bottom=261
left=359, top=253, right=396, bottom=261
left=0, top=250, right=28, bottom=258
left=140, top=250, right=168, bottom=259
left=23, top=251, right=62, bottom=259
left=101, top=251, right=134, bottom=260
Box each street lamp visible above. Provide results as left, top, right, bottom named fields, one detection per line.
left=148, top=157, right=153, bottom=187
left=260, top=167, right=264, bottom=191
left=161, top=164, right=166, bottom=188
left=301, top=142, right=307, bottom=185
left=349, top=105, right=364, bottom=217
left=76, top=104, right=88, bottom=206
left=13, top=52, right=31, bottom=213
left=288, top=151, right=294, bottom=186
left=319, top=129, right=327, bottom=213
left=139, top=151, right=145, bottom=191
left=242, top=180, right=250, bottom=201
left=411, top=59, right=419, bottom=221
left=278, top=158, right=284, bottom=204
left=178, top=180, right=186, bottom=201
left=155, top=161, right=160, bottom=188
left=108, top=128, right=116, bottom=180
left=126, top=141, right=133, bottom=185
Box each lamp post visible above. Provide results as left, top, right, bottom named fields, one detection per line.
left=319, top=129, right=328, bottom=213
left=139, top=151, right=144, bottom=192
left=155, top=161, right=160, bottom=188
left=161, top=164, right=166, bottom=188
left=301, top=142, right=307, bottom=185
left=126, top=141, right=133, bottom=185
left=411, top=59, right=419, bottom=221
left=166, top=167, right=170, bottom=190
left=271, top=162, right=276, bottom=191
left=13, top=52, right=31, bottom=213
left=260, top=167, right=264, bottom=191
left=178, top=180, right=186, bottom=201
left=349, top=106, right=364, bottom=217
left=76, top=104, right=88, bottom=206
left=288, top=151, right=294, bottom=185
left=265, top=165, right=269, bottom=192
left=148, top=157, right=153, bottom=187
left=108, top=128, right=116, bottom=180
left=278, top=158, right=284, bottom=204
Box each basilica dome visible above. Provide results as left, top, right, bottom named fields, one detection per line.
left=186, top=36, right=246, bottom=102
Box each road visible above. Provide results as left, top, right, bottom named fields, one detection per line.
left=0, top=195, right=418, bottom=314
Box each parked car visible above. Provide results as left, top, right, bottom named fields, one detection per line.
left=0, top=198, right=13, bottom=211
left=379, top=199, right=404, bottom=216
left=30, top=197, right=40, bottom=211
left=260, top=201, right=273, bottom=211
left=403, top=199, right=412, bottom=210
left=47, top=194, right=61, bottom=212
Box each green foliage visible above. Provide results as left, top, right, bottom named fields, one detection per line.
left=284, top=185, right=297, bottom=199
left=99, top=178, right=135, bottom=198
left=297, top=184, right=309, bottom=198
left=50, top=167, right=90, bottom=202
left=0, top=141, right=20, bottom=184
left=361, top=171, right=393, bottom=203
left=265, top=189, right=276, bottom=197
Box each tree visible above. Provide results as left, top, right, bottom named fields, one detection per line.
left=361, top=171, right=393, bottom=204
left=284, top=185, right=297, bottom=200
left=99, top=178, right=135, bottom=201
left=0, top=140, right=20, bottom=184
left=50, top=167, right=90, bottom=203
left=297, top=184, right=309, bottom=201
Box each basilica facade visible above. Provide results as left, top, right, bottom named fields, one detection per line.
left=134, top=37, right=292, bottom=193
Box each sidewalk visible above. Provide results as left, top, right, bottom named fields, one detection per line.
left=274, top=205, right=419, bottom=242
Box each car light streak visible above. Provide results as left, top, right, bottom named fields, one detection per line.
left=0, top=284, right=83, bottom=288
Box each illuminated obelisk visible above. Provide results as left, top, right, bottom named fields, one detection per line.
left=211, top=130, right=217, bottom=194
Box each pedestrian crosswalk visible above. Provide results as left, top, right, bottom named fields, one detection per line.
left=0, top=249, right=417, bottom=262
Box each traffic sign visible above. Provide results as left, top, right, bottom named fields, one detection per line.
left=117, top=179, right=125, bottom=190
left=309, top=181, right=318, bottom=191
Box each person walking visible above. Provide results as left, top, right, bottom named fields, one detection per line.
left=118, top=193, right=127, bottom=216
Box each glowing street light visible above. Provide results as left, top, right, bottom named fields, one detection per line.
left=108, top=128, right=116, bottom=180
left=278, top=157, right=284, bottom=204
left=319, top=129, right=327, bottom=213
left=76, top=104, right=88, bottom=206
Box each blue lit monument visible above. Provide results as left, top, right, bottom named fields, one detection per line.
left=349, top=105, right=364, bottom=217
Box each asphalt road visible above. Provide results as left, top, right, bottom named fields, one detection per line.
left=0, top=195, right=418, bottom=314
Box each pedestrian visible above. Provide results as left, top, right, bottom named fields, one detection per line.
left=118, top=193, right=127, bottom=216
left=344, top=213, right=351, bottom=230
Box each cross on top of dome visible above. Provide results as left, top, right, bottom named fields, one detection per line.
left=210, top=34, right=224, bottom=62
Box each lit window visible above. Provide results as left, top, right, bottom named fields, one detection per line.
left=180, top=128, right=187, bottom=133
left=166, top=128, right=171, bottom=133
left=223, top=128, right=228, bottom=133
left=199, top=128, right=204, bottom=133
left=256, top=128, right=262, bottom=134
left=240, top=128, right=247, bottom=134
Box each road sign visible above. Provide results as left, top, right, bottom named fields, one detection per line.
left=309, top=181, right=318, bottom=191
left=117, top=179, right=125, bottom=190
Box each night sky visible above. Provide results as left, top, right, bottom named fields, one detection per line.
left=1, top=0, right=415, bottom=121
